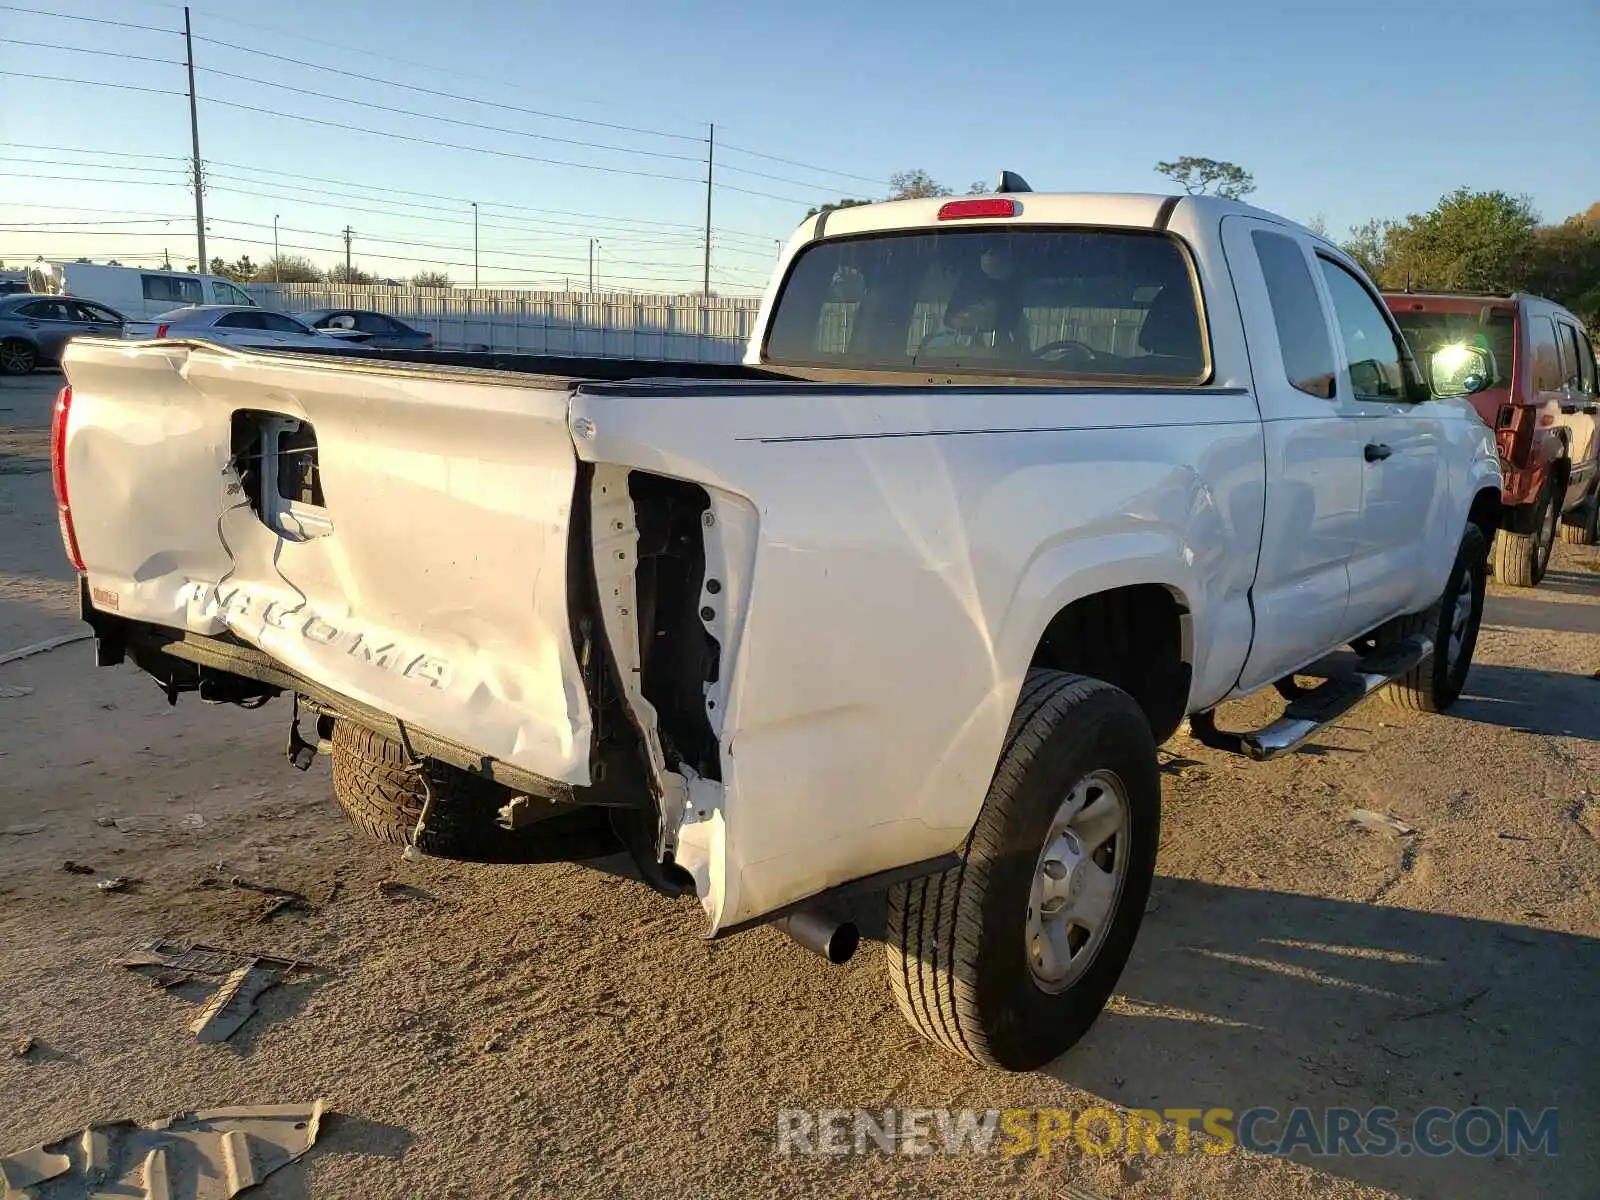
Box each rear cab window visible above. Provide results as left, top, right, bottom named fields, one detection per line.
left=763, top=226, right=1209, bottom=383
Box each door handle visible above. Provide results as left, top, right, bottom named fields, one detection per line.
left=1364, top=443, right=1392, bottom=462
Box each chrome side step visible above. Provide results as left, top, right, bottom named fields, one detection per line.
left=1188, top=636, right=1432, bottom=761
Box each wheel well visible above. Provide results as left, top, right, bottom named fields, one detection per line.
left=1468, top=487, right=1501, bottom=550
left=1029, top=585, right=1191, bottom=743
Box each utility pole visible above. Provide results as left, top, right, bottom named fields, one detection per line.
left=471, top=202, right=478, bottom=288
left=589, top=238, right=596, bottom=293
left=342, top=225, right=353, bottom=284
left=183, top=7, right=206, bottom=273
left=702, top=123, right=715, bottom=297
left=273, top=215, right=280, bottom=282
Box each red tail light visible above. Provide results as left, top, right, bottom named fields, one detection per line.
left=937, top=198, right=1019, bottom=221
left=155, top=323, right=170, bottom=338
left=51, top=385, right=84, bottom=571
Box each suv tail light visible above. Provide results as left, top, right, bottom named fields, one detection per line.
left=155, top=323, right=170, bottom=338
left=51, top=385, right=84, bottom=570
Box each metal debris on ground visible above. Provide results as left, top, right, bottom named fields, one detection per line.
left=181, top=812, right=206, bottom=830
left=0, top=684, right=33, bottom=699
left=1345, top=808, right=1416, bottom=838
left=114, top=940, right=317, bottom=1044
left=0, top=630, right=93, bottom=667
left=60, top=861, right=95, bottom=875
left=96, top=876, right=132, bottom=893
left=0, top=1100, right=325, bottom=1199
left=0, top=823, right=45, bottom=837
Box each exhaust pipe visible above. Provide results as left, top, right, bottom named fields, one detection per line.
left=774, top=908, right=859, bottom=965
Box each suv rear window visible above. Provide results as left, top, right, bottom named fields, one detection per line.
left=764, top=228, right=1207, bottom=382
left=1390, top=306, right=1515, bottom=389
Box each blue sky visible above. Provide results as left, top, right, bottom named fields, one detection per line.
left=2, top=0, right=1597, bottom=292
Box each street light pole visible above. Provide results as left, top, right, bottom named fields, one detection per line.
left=471, top=202, right=478, bottom=288
left=589, top=238, right=596, bottom=293
left=273, top=215, right=280, bottom=283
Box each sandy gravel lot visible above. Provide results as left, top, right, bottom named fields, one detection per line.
left=3, top=370, right=1598, bottom=1199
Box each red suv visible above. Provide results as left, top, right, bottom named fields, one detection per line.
left=1386, top=292, right=1600, bottom=586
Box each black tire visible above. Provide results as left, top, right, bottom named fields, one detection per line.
left=329, top=722, right=610, bottom=862
left=1558, top=487, right=1599, bottom=546
left=885, top=671, right=1160, bottom=1071
left=1493, top=486, right=1557, bottom=587
left=1382, top=525, right=1487, bottom=714
left=0, top=339, right=37, bottom=376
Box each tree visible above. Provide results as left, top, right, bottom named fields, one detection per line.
left=411, top=270, right=453, bottom=288
left=327, top=263, right=376, bottom=285
left=1516, top=216, right=1600, bottom=328
left=106, top=259, right=122, bottom=267
left=1379, top=188, right=1537, bottom=292
left=1305, top=214, right=1329, bottom=238
left=1343, top=218, right=1396, bottom=280
left=803, top=197, right=871, bottom=219
left=1155, top=156, right=1256, bottom=199
left=251, top=255, right=322, bottom=284
left=887, top=169, right=951, bottom=200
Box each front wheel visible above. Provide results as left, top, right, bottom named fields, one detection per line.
left=885, top=671, right=1160, bottom=1071
left=1494, top=486, right=1558, bottom=587
left=1382, top=524, right=1487, bottom=714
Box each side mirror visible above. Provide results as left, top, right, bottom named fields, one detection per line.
left=1428, top=343, right=1493, bottom=397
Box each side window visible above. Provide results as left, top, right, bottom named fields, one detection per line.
left=18, top=299, right=68, bottom=320
left=216, top=311, right=264, bottom=329
left=1578, top=333, right=1598, bottom=396
left=1530, top=316, right=1563, bottom=392
left=211, top=281, right=253, bottom=306
left=1251, top=230, right=1336, bottom=398
left=1557, top=322, right=1593, bottom=392
left=71, top=302, right=121, bottom=324
left=260, top=312, right=310, bottom=333
left=355, top=313, right=395, bottom=334
left=142, top=275, right=202, bottom=305
left=1316, top=258, right=1404, bottom=400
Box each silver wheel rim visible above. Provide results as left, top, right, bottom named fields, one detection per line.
left=0, top=346, right=30, bottom=372
left=1026, top=768, right=1131, bottom=993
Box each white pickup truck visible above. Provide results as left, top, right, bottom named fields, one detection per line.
left=54, top=188, right=1502, bottom=1071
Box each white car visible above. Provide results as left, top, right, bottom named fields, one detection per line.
left=123, top=305, right=369, bottom=350
left=56, top=186, right=1500, bottom=1072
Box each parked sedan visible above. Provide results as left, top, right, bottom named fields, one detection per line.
left=0, top=293, right=125, bottom=374
left=298, top=308, right=433, bottom=349
left=123, top=306, right=371, bottom=351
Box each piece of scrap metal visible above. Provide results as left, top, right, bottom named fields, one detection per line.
left=0, top=1100, right=325, bottom=1199
left=114, top=940, right=315, bottom=1044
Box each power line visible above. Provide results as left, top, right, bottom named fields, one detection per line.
left=720, top=142, right=888, bottom=189
left=0, top=5, right=175, bottom=34
left=0, top=36, right=181, bottom=65
left=0, top=142, right=185, bottom=162
left=0, top=157, right=188, bottom=175
left=200, top=94, right=708, bottom=186
left=195, top=64, right=706, bottom=164
left=0, top=171, right=186, bottom=187
left=0, top=69, right=182, bottom=96
left=191, top=34, right=702, bottom=145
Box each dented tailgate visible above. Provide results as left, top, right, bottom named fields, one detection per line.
left=62, top=339, right=594, bottom=785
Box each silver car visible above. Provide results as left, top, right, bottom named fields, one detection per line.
left=123, top=305, right=370, bottom=351
left=0, top=293, right=125, bottom=374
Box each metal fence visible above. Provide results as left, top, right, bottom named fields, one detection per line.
left=245, top=283, right=763, bottom=362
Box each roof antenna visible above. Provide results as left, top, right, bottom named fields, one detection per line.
left=994, top=171, right=1032, bottom=194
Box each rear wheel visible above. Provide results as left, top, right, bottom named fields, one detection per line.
left=1382, top=524, right=1487, bottom=714
left=329, top=722, right=610, bottom=862
left=0, top=339, right=36, bottom=375
left=1493, top=485, right=1557, bottom=587
left=885, top=671, right=1160, bottom=1071
left=1558, top=487, right=1599, bottom=546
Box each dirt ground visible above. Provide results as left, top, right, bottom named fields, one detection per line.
left=3, top=370, right=1598, bottom=1199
